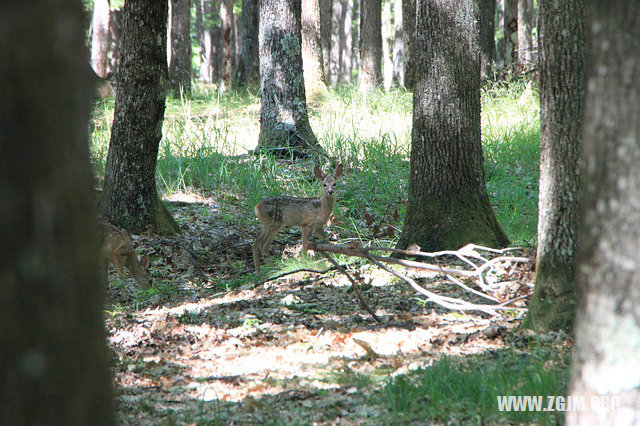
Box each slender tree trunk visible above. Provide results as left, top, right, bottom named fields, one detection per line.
left=495, top=0, right=505, bottom=67
left=198, top=0, right=221, bottom=83
left=257, top=0, right=321, bottom=154
left=340, top=0, right=353, bottom=84
left=168, top=0, right=192, bottom=95
left=90, top=0, right=111, bottom=77
left=0, top=0, right=113, bottom=422
left=568, top=3, right=640, bottom=422
left=233, top=0, right=259, bottom=87
left=320, top=0, right=333, bottom=84
left=302, top=0, right=328, bottom=96
left=220, top=0, right=234, bottom=91
left=330, top=0, right=341, bottom=86
left=397, top=0, right=509, bottom=252
left=479, top=0, right=496, bottom=79
left=517, top=0, right=533, bottom=69
left=382, top=0, right=394, bottom=90
left=523, top=0, right=584, bottom=333
left=360, top=0, right=382, bottom=90
left=101, top=0, right=179, bottom=235
left=351, top=0, right=360, bottom=80
left=392, top=0, right=404, bottom=87
left=401, top=0, right=415, bottom=88
left=504, top=0, right=517, bottom=67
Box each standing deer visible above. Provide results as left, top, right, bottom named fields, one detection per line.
left=99, top=221, right=152, bottom=294
left=253, top=164, right=343, bottom=272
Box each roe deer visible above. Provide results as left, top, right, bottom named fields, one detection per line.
left=99, top=221, right=152, bottom=292
left=253, top=164, right=343, bottom=272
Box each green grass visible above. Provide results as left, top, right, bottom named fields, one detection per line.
left=378, top=347, right=569, bottom=424
left=90, top=79, right=540, bottom=246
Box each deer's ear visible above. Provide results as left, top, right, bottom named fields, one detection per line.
left=334, top=163, right=343, bottom=178
left=139, top=255, right=150, bottom=269
left=314, top=166, right=325, bottom=180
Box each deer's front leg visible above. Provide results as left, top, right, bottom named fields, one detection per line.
left=313, top=224, right=327, bottom=242
left=301, top=226, right=313, bottom=255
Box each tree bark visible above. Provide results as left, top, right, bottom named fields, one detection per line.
left=495, top=0, right=505, bottom=67
left=568, top=3, right=640, bottom=423
left=517, top=0, right=533, bottom=69
left=198, top=0, right=221, bottom=83
left=168, top=0, right=192, bottom=95
left=319, top=0, right=333, bottom=84
left=479, top=0, right=496, bottom=79
left=392, top=0, right=404, bottom=87
left=397, top=0, right=509, bottom=252
left=330, top=0, right=341, bottom=86
left=256, top=0, right=321, bottom=154
left=504, top=0, right=517, bottom=67
left=382, top=0, right=394, bottom=89
left=233, top=0, right=259, bottom=87
left=359, top=0, right=382, bottom=90
left=401, top=0, right=415, bottom=88
left=220, top=0, right=234, bottom=91
left=90, top=0, right=111, bottom=78
left=0, top=0, right=113, bottom=422
left=351, top=0, right=360, bottom=80
left=523, top=0, right=584, bottom=333
left=101, top=0, right=179, bottom=235
left=339, top=0, right=353, bottom=85
left=302, top=0, right=328, bottom=96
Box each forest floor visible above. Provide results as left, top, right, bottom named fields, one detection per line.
left=103, top=193, right=566, bottom=425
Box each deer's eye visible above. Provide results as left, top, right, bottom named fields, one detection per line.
left=324, top=183, right=327, bottom=187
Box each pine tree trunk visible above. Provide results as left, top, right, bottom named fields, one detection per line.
left=320, top=0, right=333, bottom=84
left=517, top=0, right=533, bottom=69
left=479, top=0, right=496, bottom=79
left=504, top=0, right=517, bottom=66
left=397, top=0, right=509, bottom=252
left=220, top=0, right=234, bottom=91
left=233, top=0, right=259, bottom=87
left=0, top=0, right=113, bottom=422
left=359, top=0, right=382, bottom=90
left=90, top=0, right=111, bottom=78
left=257, top=0, right=321, bottom=154
left=401, top=0, right=415, bottom=88
left=568, top=2, right=640, bottom=422
left=392, top=0, right=404, bottom=87
left=302, top=0, right=327, bottom=96
left=168, top=0, right=192, bottom=95
left=523, top=0, right=584, bottom=333
left=101, top=0, right=179, bottom=235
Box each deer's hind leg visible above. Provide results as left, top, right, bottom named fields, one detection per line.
left=260, top=223, right=283, bottom=256
left=253, top=226, right=270, bottom=272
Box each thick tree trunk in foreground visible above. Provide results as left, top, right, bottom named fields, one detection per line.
left=517, top=0, right=533, bottom=68
left=568, top=3, right=640, bottom=423
left=302, top=0, right=327, bottom=97
left=401, top=0, right=415, bottom=88
left=101, top=0, right=179, bottom=235
left=256, top=0, right=320, bottom=154
left=479, top=0, right=496, bottom=79
left=233, top=0, right=259, bottom=87
left=0, top=0, right=113, bottom=422
left=168, top=0, right=192, bottom=95
left=90, top=0, right=111, bottom=77
left=359, top=0, right=382, bottom=90
left=523, top=0, right=584, bottom=332
left=397, top=0, right=509, bottom=252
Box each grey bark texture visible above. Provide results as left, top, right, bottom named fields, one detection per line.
left=479, top=0, right=496, bottom=79
left=257, top=0, right=321, bottom=154
left=359, top=0, right=382, bottom=90
left=392, top=0, right=404, bottom=87
left=197, top=0, right=221, bottom=83
left=169, top=0, right=192, bottom=94
left=220, top=0, right=234, bottom=91
left=101, top=0, right=179, bottom=235
left=401, top=0, right=415, bottom=88
left=568, top=3, right=640, bottom=423
left=340, top=0, right=353, bottom=85
left=107, top=8, right=123, bottom=76
left=504, top=0, right=517, bottom=66
left=90, top=0, right=111, bottom=77
left=234, top=0, right=259, bottom=87
left=517, top=0, right=533, bottom=68
left=0, top=0, right=114, bottom=422
left=319, top=0, right=333, bottom=84
left=302, top=0, right=327, bottom=96
left=397, top=0, right=509, bottom=252
left=523, top=0, right=584, bottom=333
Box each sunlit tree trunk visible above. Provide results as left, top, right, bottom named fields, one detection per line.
left=339, top=0, right=353, bottom=85
left=101, top=0, right=179, bottom=235
left=568, top=2, right=640, bottom=422
left=198, top=0, right=221, bottom=83
left=90, top=0, right=111, bottom=77
left=382, top=0, right=394, bottom=90
left=256, top=0, right=321, bottom=154
left=0, top=0, right=113, bottom=422
left=320, top=0, right=333, bottom=84
left=517, top=0, right=533, bottom=69
left=330, top=0, right=341, bottom=86
left=302, top=0, right=327, bottom=96
left=359, top=0, right=382, bottom=90
left=479, top=0, right=496, bottom=79
left=397, top=0, right=509, bottom=252
left=351, top=0, right=360, bottom=80
left=401, top=0, right=415, bottom=88
left=168, top=0, right=192, bottom=95
left=220, top=0, right=234, bottom=91
left=392, top=0, right=404, bottom=87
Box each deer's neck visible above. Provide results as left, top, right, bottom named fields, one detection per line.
left=320, top=192, right=336, bottom=213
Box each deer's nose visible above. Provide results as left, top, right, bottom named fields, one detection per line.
left=327, top=189, right=333, bottom=195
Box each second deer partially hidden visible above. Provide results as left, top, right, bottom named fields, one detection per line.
left=253, top=164, right=343, bottom=272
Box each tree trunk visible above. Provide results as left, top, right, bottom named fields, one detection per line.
left=504, top=0, right=517, bottom=67
left=359, top=0, right=382, bottom=90
left=198, top=0, right=221, bottom=83
left=220, top=0, right=234, bottom=91
left=168, top=0, right=192, bottom=95
left=401, top=0, right=415, bottom=88
left=397, top=0, right=509, bottom=252
left=256, top=0, right=321, bottom=154
left=392, top=0, right=404, bottom=87
left=517, top=0, right=533, bottom=69
left=479, top=0, right=496, bottom=79
left=320, top=0, right=333, bottom=84
left=351, top=0, right=360, bottom=80
left=495, top=0, right=505, bottom=67
left=233, top=0, right=259, bottom=87
left=0, top=0, right=113, bottom=422
left=330, top=0, right=341, bottom=86
left=568, top=2, right=640, bottom=422
left=90, top=0, right=111, bottom=78
left=382, top=0, right=394, bottom=90
left=339, top=0, right=353, bottom=85
left=523, top=0, right=584, bottom=333
left=101, top=0, right=179, bottom=235
left=302, top=0, right=328, bottom=97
